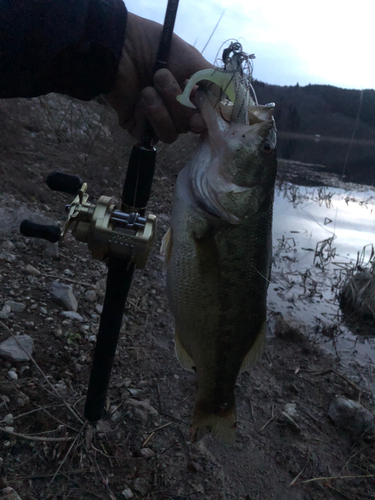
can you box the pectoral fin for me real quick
[240,321,266,372]
[160,228,173,268]
[174,329,195,371]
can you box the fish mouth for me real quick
[176,49,277,224]
[177,67,275,129]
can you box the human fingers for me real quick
[154,69,198,134]
[128,86,178,144]
[126,82,207,143]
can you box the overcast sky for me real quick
[125,0,372,90]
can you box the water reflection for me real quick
[273,183,375,264]
[269,177,375,379]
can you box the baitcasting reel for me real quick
[20,172,156,269]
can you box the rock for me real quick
[278,402,301,432]
[95,304,103,315]
[0,253,17,263]
[128,388,140,396]
[7,370,18,381]
[140,448,155,458]
[0,487,23,500]
[84,290,96,302]
[45,242,59,259]
[328,396,374,436]
[121,488,134,499]
[0,305,11,319]
[0,335,34,362]
[15,241,26,250]
[54,381,68,395]
[111,411,122,422]
[51,280,78,311]
[187,460,202,473]
[133,408,148,423]
[283,403,298,418]
[127,399,158,416]
[133,478,151,497]
[2,240,15,252]
[96,279,106,294]
[15,397,27,407]
[4,301,26,313]
[53,327,63,337]
[96,420,113,435]
[274,313,304,341]
[25,264,41,277]
[61,311,83,321]
[3,414,13,425]
[40,307,48,315]
[88,335,97,342]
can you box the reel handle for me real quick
[20,220,61,243]
[46,172,83,194]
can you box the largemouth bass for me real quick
[162,47,277,443]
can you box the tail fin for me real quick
[190,401,237,444]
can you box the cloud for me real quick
[125,0,373,90]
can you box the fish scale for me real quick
[163,61,277,443]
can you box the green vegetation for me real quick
[252,81,375,185]
[253,81,375,139]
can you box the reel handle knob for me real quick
[20,220,61,243]
[46,172,83,195]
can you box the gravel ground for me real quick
[0,95,374,500]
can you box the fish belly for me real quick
[165,166,273,442]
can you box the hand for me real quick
[106,13,214,143]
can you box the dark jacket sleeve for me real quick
[0,0,127,100]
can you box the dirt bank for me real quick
[0,95,374,499]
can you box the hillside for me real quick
[253,81,375,184]
[253,81,375,138]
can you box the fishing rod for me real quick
[20,0,180,422]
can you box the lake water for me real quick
[277,134,375,185]
[269,164,375,391]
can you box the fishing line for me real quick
[332,88,365,250]
[342,89,364,180]
[132,152,142,212]
[213,42,257,123]
[201,10,225,55]
[213,38,240,66]
[252,265,271,283]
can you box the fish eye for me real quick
[262,142,274,155]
